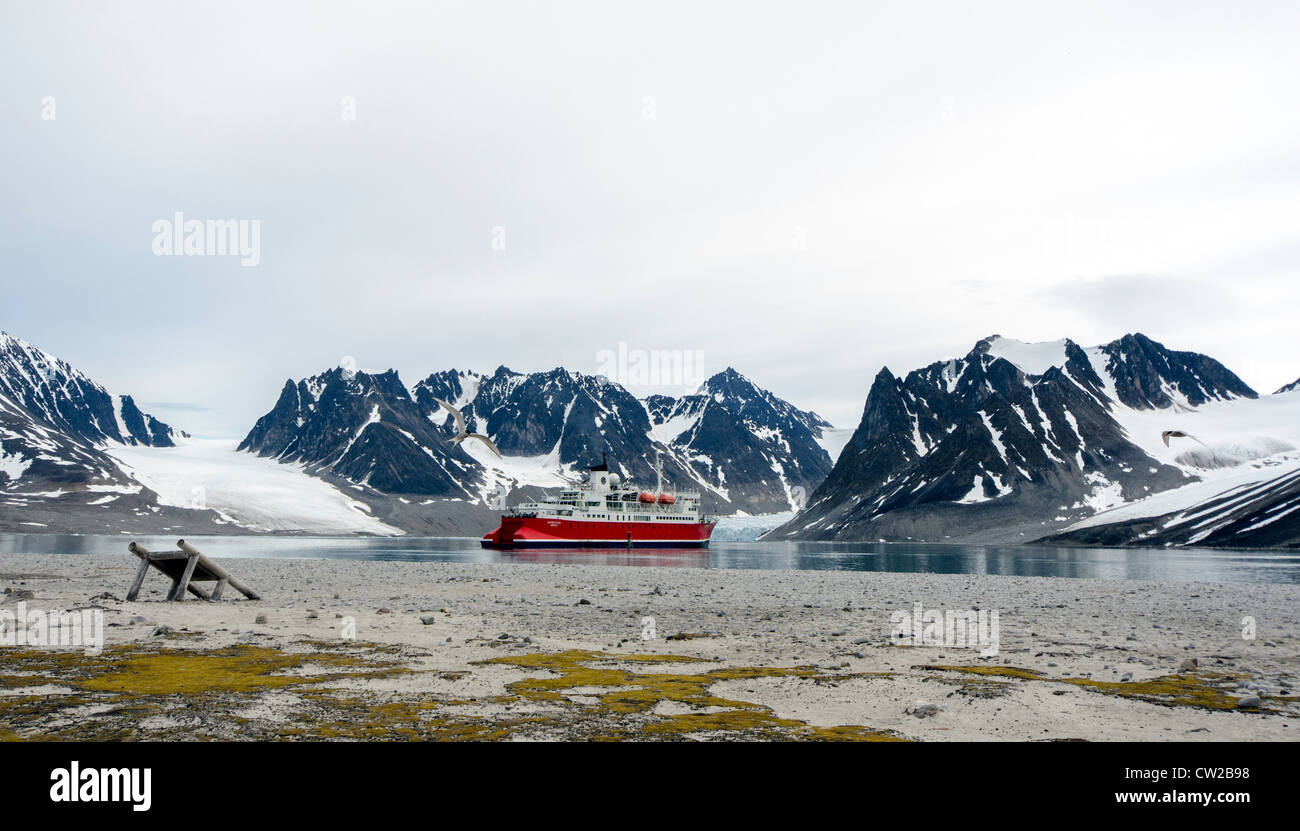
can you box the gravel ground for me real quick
[1,554,1297,741]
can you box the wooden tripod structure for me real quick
[126,539,260,602]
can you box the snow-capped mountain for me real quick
[9,327,1290,544]
[1045,462,1300,549]
[1,331,400,536]
[416,364,832,514]
[0,331,216,534]
[1043,376,1300,548]
[1,332,183,450]
[1276,377,1300,395]
[767,333,1270,544]
[238,367,483,499]
[0,331,182,501]
[413,365,665,489]
[240,363,834,519]
[644,367,834,513]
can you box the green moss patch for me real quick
[917,664,1287,713]
[1,643,901,741]
[479,650,902,741]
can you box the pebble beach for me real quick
[1,553,1297,741]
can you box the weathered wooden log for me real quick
[126,543,151,601]
[177,539,260,600]
[171,551,200,601]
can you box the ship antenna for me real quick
[654,449,663,495]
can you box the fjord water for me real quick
[2,534,1297,584]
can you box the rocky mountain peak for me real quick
[768,332,1251,544]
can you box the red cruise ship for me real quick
[481,456,715,548]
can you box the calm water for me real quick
[1,533,1297,584]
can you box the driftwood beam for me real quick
[171,552,200,601]
[177,540,223,574]
[126,544,151,602]
[225,576,260,601]
[178,539,260,599]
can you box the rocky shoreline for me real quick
[1,554,1297,741]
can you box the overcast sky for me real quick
[4,1,1299,438]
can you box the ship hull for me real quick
[481,515,715,549]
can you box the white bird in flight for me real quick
[1161,430,1206,447]
[433,398,501,456]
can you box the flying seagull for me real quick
[1161,430,1206,447]
[433,398,501,456]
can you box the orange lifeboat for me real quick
[656,493,676,504]
[638,492,657,503]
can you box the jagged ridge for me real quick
[241,363,834,515]
[768,333,1257,544]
